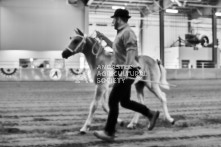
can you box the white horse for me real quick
[62,28,175,134]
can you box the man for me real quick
[94,9,160,141]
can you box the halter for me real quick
[66,32,104,58]
[66,35,86,53]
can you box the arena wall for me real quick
[167,68,221,80]
[0,0,86,67]
[1,68,221,81]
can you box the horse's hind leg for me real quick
[101,86,124,126]
[149,84,174,124]
[127,82,145,129]
[80,84,105,134]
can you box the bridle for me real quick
[65,35,86,53]
[66,34,104,58]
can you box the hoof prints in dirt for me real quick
[1,127,24,134]
[33,118,50,121]
[1,80,221,146]
[203,118,221,124]
[87,134,221,147]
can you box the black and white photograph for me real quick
[0,0,221,146]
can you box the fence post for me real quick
[188,63,191,78]
[202,63,204,79]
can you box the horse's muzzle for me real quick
[62,49,71,59]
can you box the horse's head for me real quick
[62,28,108,61]
[62,28,86,59]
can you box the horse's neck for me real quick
[82,41,97,72]
[82,38,113,78]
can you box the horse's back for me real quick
[138,55,161,81]
[138,55,158,68]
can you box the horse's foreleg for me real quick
[151,85,175,124]
[101,86,109,113]
[127,82,145,129]
[80,85,105,134]
[101,86,124,126]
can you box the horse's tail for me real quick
[157,60,170,90]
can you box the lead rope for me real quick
[128,77,177,87]
[90,33,104,58]
[90,30,107,58]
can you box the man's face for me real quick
[112,17,120,30]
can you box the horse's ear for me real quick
[74,29,79,35]
[76,28,84,36]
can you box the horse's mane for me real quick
[81,36,113,73]
[89,37,114,57]
[86,37,106,57]
[87,37,102,48]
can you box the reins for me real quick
[91,38,104,58]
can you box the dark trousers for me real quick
[104,67,153,135]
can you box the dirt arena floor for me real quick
[0,80,221,147]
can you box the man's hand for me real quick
[119,68,128,79]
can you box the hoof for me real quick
[119,121,124,127]
[79,130,87,135]
[80,127,89,135]
[127,124,136,129]
[171,120,176,125]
